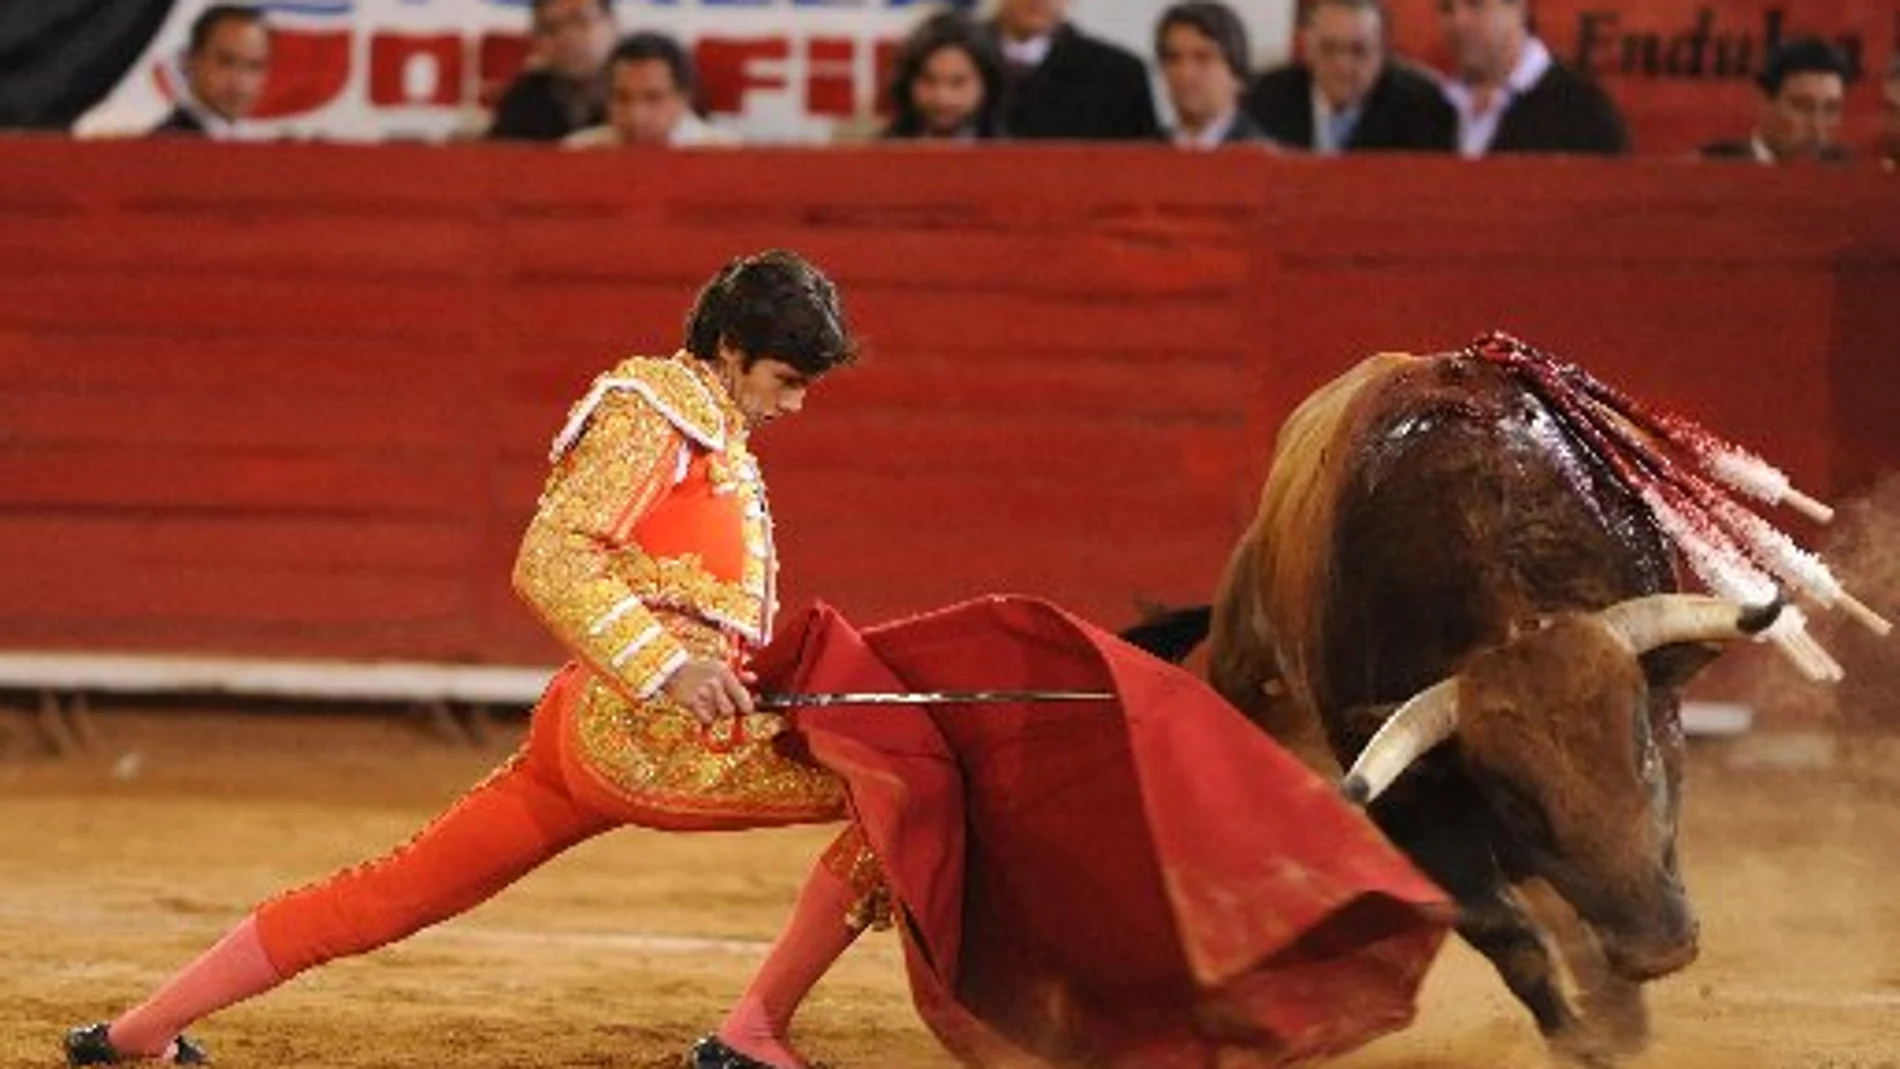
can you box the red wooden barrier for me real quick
[0,139,1892,665]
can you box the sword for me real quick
[756,689,1114,710]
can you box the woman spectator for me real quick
[883,11,1006,141]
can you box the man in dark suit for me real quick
[989,0,1159,140]
[1156,2,1270,147]
[150,5,270,139]
[1439,0,1627,155]
[1884,57,1900,171]
[1701,37,1854,164]
[488,0,615,141]
[1244,0,1454,153]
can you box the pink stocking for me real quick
[107,915,282,1057]
[716,856,864,1069]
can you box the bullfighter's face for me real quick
[717,345,813,430]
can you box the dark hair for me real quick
[609,31,697,99]
[187,4,265,55]
[1301,0,1387,29]
[1156,1,1251,80]
[531,0,612,14]
[1757,36,1856,95]
[684,250,857,376]
[884,10,1007,140]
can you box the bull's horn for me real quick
[1598,594,1782,655]
[1339,677,1460,806]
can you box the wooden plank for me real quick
[0,389,477,451]
[0,617,484,661]
[0,515,481,571]
[0,140,493,213]
[493,225,1257,297]
[0,652,554,703]
[0,333,478,391]
[0,215,485,277]
[0,448,484,515]
[0,140,1888,672]
[3,564,474,624]
[0,274,490,340]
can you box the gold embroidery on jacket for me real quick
[524,355,826,820]
[516,382,690,698]
[572,615,844,821]
[550,353,725,462]
[517,353,781,691]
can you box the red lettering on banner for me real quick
[370,33,464,107]
[807,37,856,116]
[871,38,900,114]
[249,30,352,118]
[363,29,918,126]
[697,38,792,114]
[477,33,534,108]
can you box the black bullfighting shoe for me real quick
[683,1035,793,1069]
[64,1023,210,1065]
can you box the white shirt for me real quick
[562,113,740,149]
[1172,110,1239,150]
[1000,32,1054,70]
[1310,87,1366,155]
[1442,35,1553,158]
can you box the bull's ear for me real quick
[1639,641,1723,690]
[1338,701,1399,754]
[1116,604,1213,664]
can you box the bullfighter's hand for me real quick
[664,659,757,724]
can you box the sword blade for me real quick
[756,689,1114,710]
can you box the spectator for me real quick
[565,32,736,148]
[490,0,615,142]
[884,10,1007,140]
[151,4,269,138]
[1885,57,1900,171]
[988,0,1159,140]
[1155,2,1269,148]
[1439,0,1628,156]
[1703,37,1853,164]
[1244,0,1454,153]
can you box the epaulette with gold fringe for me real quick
[548,354,726,462]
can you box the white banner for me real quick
[76,0,1294,143]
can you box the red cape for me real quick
[756,596,1452,1068]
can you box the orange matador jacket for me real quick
[512,351,844,827]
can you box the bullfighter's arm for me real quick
[513,389,693,701]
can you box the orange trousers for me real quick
[252,666,855,979]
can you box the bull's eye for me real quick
[1631,707,1659,782]
[1485,779,1555,848]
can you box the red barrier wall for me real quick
[0,139,1892,665]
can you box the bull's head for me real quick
[1339,594,1779,981]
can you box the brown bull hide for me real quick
[1207,350,1700,1060]
[1456,616,1698,980]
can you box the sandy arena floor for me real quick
[2,706,1895,1069]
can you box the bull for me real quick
[1125,336,1879,1064]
